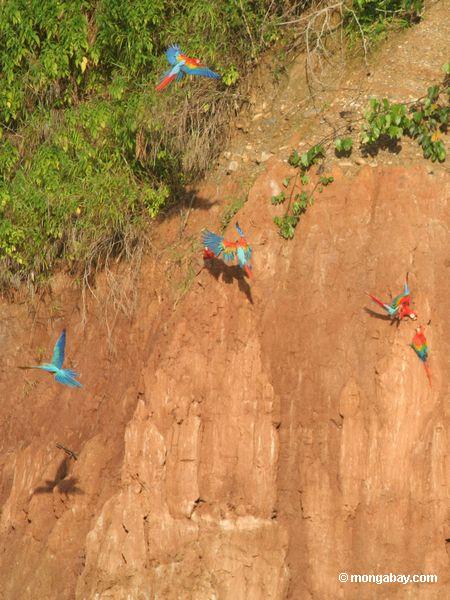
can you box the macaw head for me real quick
[400,304,417,320]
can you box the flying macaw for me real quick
[366,280,417,321]
[19,329,82,388]
[202,222,253,279]
[410,326,431,386]
[156,45,221,92]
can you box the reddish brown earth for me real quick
[1,4,449,599]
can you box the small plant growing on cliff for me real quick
[220,197,246,232]
[361,78,449,161]
[289,64,449,173]
[272,144,331,239]
[345,0,423,48]
[334,138,353,155]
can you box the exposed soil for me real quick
[0,2,449,599]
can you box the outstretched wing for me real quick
[366,293,393,314]
[52,330,66,369]
[202,230,239,264]
[221,240,238,264]
[55,369,82,388]
[202,230,224,257]
[166,45,181,65]
[235,223,252,261]
[391,287,410,310]
[238,239,252,262]
[181,63,220,79]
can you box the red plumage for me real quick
[155,74,176,91]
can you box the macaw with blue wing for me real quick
[156,45,221,91]
[19,329,82,388]
[410,325,431,386]
[202,222,253,279]
[366,279,417,321]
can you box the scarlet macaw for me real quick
[202,222,253,279]
[366,280,417,321]
[18,329,82,388]
[410,325,431,386]
[156,45,221,91]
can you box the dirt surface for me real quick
[0,2,449,599]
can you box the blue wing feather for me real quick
[55,369,82,388]
[235,222,245,237]
[181,65,220,79]
[166,45,181,65]
[242,245,252,261]
[52,330,66,369]
[202,230,225,257]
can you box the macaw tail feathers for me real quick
[156,73,176,91]
[202,230,223,257]
[55,369,82,388]
[423,363,432,387]
[366,292,389,311]
[244,264,252,279]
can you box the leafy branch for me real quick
[271,143,334,239]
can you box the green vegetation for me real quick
[272,144,329,239]
[0,0,294,288]
[361,80,449,162]
[0,0,436,283]
[220,197,247,232]
[272,65,448,241]
[345,0,423,46]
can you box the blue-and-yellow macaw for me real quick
[202,222,253,278]
[19,329,82,388]
[156,45,221,91]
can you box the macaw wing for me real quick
[52,330,66,369]
[239,240,252,262]
[202,230,225,258]
[221,241,238,264]
[391,290,409,309]
[55,369,82,388]
[367,293,393,314]
[182,65,220,79]
[166,45,181,65]
[411,343,428,361]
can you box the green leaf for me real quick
[271,191,286,205]
[288,150,300,167]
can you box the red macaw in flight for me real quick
[202,222,253,279]
[156,45,221,92]
[366,279,417,321]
